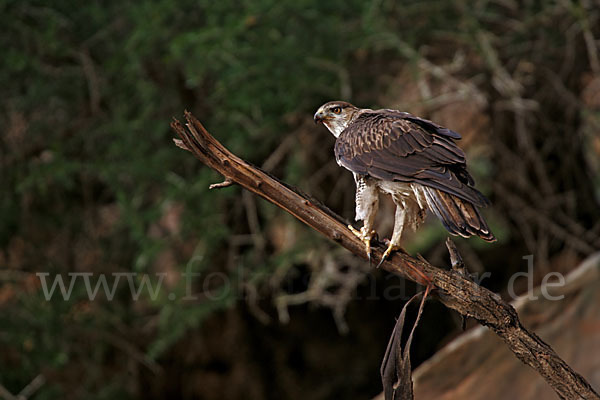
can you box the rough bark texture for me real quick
[171,111,599,400]
[406,253,600,400]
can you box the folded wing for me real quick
[334,111,490,207]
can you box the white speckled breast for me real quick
[376,181,428,210]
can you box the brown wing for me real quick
[334,110,490,207]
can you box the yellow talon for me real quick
[376,242,402,268]
[348,225,376,262]
[347,224,361,236]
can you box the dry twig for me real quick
[171,111,599,400]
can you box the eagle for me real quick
[314,101,495,266]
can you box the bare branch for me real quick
[18,374,45,399]
[0,374,46,400]
[171,111,600,400]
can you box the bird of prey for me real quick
[314,101,495,266]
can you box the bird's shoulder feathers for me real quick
[334,109,489,207]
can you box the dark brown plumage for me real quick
[314,101,495,265]
[334,109,495,242]
[335,111,485,205]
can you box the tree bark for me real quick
[171,111,599,400]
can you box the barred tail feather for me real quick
[423,187,496,242]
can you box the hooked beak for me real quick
[314,111,325,124]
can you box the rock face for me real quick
[373,253,600,400]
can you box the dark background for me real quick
[1,1,599,399]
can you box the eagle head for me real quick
[314,101,359,137]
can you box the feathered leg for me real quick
[348,174,379,262]
[377,203,407,268]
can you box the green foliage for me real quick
[0,1,379,397]
[2,0,598,398]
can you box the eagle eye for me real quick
[331,106,342,114]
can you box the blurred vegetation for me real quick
[1,0,599,399]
